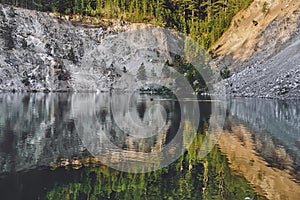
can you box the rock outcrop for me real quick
[0,4,175,92]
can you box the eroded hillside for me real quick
[212,0,300,99]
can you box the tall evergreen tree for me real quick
[137,63,147,80]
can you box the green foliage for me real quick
[45,122,266,200]
[262,1,270,15]
[2,0,255,50]
[172,54,208,94]
[234,20,239,28]
[65,7,72,15]
[220,66,230,79]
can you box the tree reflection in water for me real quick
[45,122,263,200]
[0,93,275,199]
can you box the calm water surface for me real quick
[0,93,299,200]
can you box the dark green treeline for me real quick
[0,0,253,49]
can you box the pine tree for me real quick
[137,63,147,80]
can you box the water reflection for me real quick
[219,98,300,200]
[227,98,300,178]
[0,93,201,174]
[70,93,201,172]
[0,94,298,199]
[0,93,84,174]
[0,93,262,200]
[136,100,147,121]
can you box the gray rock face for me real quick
[0,5,90,92]
[0,4,175,92]
[221,38,300,99]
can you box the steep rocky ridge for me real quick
[212,0,300,99]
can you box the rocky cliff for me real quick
[0,4,177,92]
[1,1,299,98]
[212,0,300,99]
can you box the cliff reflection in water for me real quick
[0,93,84,174]
[227,98,300,178]
[0,93,264,200]
[216,98,300,200]
[0,93,202,173]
